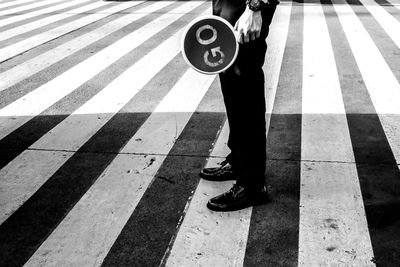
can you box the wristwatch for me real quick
[246,0,268,12]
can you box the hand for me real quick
[234,7,263,44]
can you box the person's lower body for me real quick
[201,0,278,211]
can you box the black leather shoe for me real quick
[199,160,236,181]
[207,184,269,212]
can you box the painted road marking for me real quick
[0,0,65,15]
[264,3,292,133]
[299,3,374,266]
[121,71,214,155]
[164,4,292,266]
[323,0,400,264]
[0,0,94,30]
[0,5,209,225]
[0,1,201,170]
[164,121,247,267]
[347,0,400,85]
[31,2,204,151]
[243,2,303,265]
[0,1,202,141]
[0,65,214,267]
[0,1,143,63]
[385,0,400,11]
[24,67,214,267]
[359,0,400,49]
[0,1,172,92]
[0,0,42,10]
[0,0,107,43]
[334,1,400,162]
[100,72,220,266]
[1,0,400,265]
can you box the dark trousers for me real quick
[213,0,277,191]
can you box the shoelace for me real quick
[229,183,243,196]
[219,159,229,166]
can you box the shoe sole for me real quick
[206,196,270,212]
[198,172,236,182]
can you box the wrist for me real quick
[246,0,267,12]
[245,5,260,13]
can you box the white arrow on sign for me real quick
[204,46,225,67]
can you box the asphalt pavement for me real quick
[0,0,400,266]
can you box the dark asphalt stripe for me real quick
[100,79,225,267]
[374,0,400,23]
[244,2,303,266]
[0,0,25,3]
[0,2,207,169]
[0,53,192,267]
[322,0,400,265]
[344,0,400,86]
[0,1,119,49]
[0,0,69,19]
[0,0,100,32]
[0,1,148,73]
[0,0,150,81]
[0,50,188,166]
[0,0,186,108]
[0,0,45,13]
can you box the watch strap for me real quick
[246,0,268,11]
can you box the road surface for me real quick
[0,0,400,266]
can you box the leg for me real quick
[219,37,268,191]
[207,0,278,211]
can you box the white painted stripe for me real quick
[120,74,214,156]
[154,75,213,113]
[359,0,400,49]
[0,1,144,63]
[0,0,38,10]
[334,2,400,115]
[0,0,93,28]
[264,4,292,129]
[385,0,400,11]
[302,7,344,117]
[0,1,108,42]
[298,4,374,266]
[334,1,400,163]
[0,6,210,225]
[164,121,248,267]
[0,1,172,92]
[31,2,205,151]
[164,4,292,266]
[0,0,99,38]
[0,0,66,15]
[0,150,75,222]
[0,1,203,141]
[24,64,214,267]
[24,153,169,267]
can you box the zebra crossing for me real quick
[0,0,400,266]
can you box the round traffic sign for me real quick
[181,15,239,75]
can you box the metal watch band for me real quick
[246,0,267,11]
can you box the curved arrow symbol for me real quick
[204,46,225,67]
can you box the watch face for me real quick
[251,0,260,8]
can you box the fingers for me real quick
[234,30,243,44]
[242,30,260,43]
[238,31,244,44]
[251,30,261,41]
[243,30,250,43]
[234,21,242,44]
[234,21,261,43]
[250,32,256,41]
[237,31,256,44]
